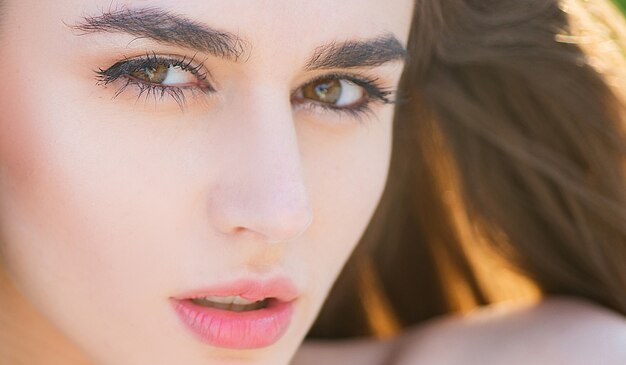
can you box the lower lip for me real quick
[170,298,295,349]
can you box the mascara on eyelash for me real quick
[94,53,214,109]
[294,90,394,123]
[95,52,209,86]
[299,72,397,105]
[94,53,398,115]
[291,73,399,122]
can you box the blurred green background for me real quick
[615,0,626,14]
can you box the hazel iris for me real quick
[303,78,342,104]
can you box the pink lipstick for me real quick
[170,278,298,349]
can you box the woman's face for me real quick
[0,1,413,364]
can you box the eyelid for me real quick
[96,52,213,89]
[95,52,215,110]
[291,72,398,123]
[95,53,397,117]
[291,72,395,104]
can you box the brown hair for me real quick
[309,0,626,338]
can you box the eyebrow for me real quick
[305,35,407,70]
[71,7,248,60]
[72,7,407,69]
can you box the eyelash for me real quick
[95,53,397,118]
[95,52,212,108]
[291,72,396,121]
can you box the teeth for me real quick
[232,296,256,305]
[190,296,270,312]
[199,295,256,305]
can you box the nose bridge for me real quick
[208,86,313,243]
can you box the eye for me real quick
[299,78,366,108]
[95,53,214,109]
[131,63,199,87]
[291,73,395,119]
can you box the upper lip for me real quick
[171,277,300,303]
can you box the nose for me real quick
[207,89,313,244]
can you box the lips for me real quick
[172,277,300,302]
[170,277,299,349]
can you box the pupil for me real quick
[304,78,342,104]
[315,84,329,96]
[132,63,168,83]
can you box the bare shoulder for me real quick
[292,336,396,365]
[393,296,626,365]
[291,297,626,365]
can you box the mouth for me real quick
[188,295,271,312]
[170,277,299,349]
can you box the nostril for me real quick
[211,190,314,244]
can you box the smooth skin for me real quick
[0,0,412,364]
[0,1,625,365]
[294,296,626,365]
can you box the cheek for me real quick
[0,73,118,298]
[298,111,393,296]
[0,3,188,322]
[0,65,208,361]
[0,43,186,320]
